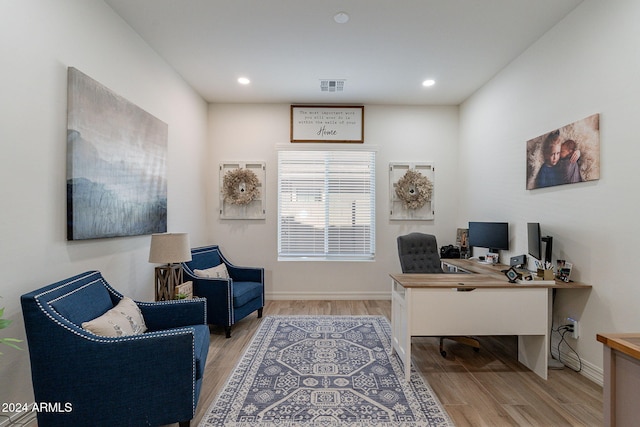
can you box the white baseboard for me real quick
[551,343,603,386]
[267,291,391,300]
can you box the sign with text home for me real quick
[290,105,364,143]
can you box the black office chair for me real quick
[397,232,480,357]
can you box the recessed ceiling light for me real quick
[237,77,250,85]
[422,79,436,87]
[334,12,350,24]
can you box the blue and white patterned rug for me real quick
[200,315,454,426]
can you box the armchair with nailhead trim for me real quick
[182,245,264,338]
[21,270,209,427]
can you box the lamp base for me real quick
[154,264,183,301]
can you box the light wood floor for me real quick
[188,300,603,426]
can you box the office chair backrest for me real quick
[397,232,444,273]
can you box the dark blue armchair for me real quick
[21,271,209,427]
[182,245,264,338]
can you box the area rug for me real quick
[199,315,454,426]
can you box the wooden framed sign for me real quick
[290,105,364,143]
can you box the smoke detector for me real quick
[333,12,350,24]
[320,80,345,92]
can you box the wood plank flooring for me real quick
[188,300,603,426]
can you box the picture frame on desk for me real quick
[556,260,573,282]
[505,267,519,283]
[456,228,469,258]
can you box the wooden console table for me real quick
[597,333,640,427]
[391,258,591,381]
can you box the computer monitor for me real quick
[468,222,509,254]
[527,222,542,261]
[527,222,553,264]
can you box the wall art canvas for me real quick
[67,67,167,240]
[526,114,600,190]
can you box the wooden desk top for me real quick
[597,333,640,361]
[391,258,592,290]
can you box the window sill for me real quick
[278,256,375,262]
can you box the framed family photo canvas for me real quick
[526,114,600,190]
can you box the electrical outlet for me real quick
[567,317,579,339]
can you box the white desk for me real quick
[390,259,590,381]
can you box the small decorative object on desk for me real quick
[537,268,555,281]
[504,267,520,283]
[456,228,469,258]
[534,260,555,280]
[556,260,573,282]
[486,252,499,264]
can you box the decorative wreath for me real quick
[222,168,260,205]
[395,169,433,210]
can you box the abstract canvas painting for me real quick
[526,114,600,190]
[67,67,167,240]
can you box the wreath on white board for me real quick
[395,169,433,210]
[222,168,260,205]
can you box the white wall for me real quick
[459,0,640,382]
[0,0,209,412]
[208,104,460,298]
[3,0,630,414]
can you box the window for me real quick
[278,150,375,260]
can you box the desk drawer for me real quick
[408,288,548,336]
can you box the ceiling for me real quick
[104,0,582,106]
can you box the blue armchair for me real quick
[21,271,209,427]
[182,245,264,338]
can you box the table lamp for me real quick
[148,232,192,301]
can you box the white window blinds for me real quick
[278,150,376,260]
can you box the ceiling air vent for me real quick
[320,80,345,92]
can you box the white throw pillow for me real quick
[81,297,147,337]
[194,263,230,279]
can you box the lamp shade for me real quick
[148,233,192,264]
